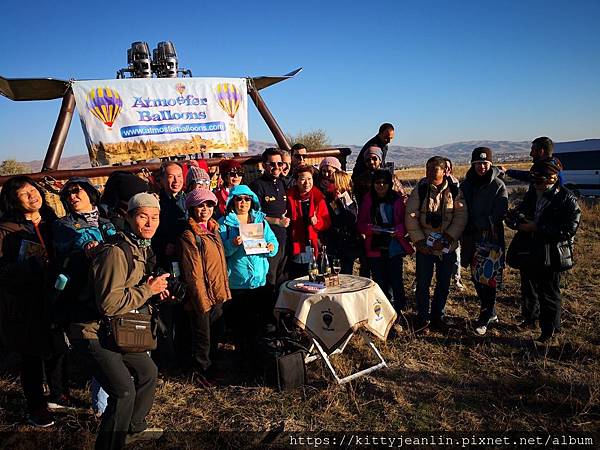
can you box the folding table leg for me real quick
[311,332,388,385]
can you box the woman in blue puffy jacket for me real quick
[218,184,278,357]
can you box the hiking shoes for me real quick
[125,427,164,445]
[430,317,451,333]
[518,319,537,329]
[47,394,86,411]
[28,408,55,428]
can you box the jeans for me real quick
[520,268,562,335]
[415,251,457,322]
[473,281,497,324]
[368,255,406,311]
[72,339,158,450]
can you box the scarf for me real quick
[77,207,100,228]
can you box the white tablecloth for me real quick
[275,275,397,353]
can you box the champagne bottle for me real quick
[320,245,331,276]
[308,243,318,281]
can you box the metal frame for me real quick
[305,331,388,385]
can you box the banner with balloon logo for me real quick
[72,78,248,166]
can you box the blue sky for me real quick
[1,0,599,161]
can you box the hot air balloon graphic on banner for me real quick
[86,87,123,128]
[215,83,242,119]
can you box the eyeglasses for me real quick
[234,195,252,202]
[228,171,244,177]
[266,161,284,167]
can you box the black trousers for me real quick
[72,339,158,450]
[473,281,497,323]
[224,288,266,355]
[153,303,189,370]
[20,330,69,413]
[520,268,562,334]
[189,304,224,372]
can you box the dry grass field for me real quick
[0,164,598,449]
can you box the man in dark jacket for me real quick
[353,123,394,175]
[460,148,508,335]
[505,136,563,184]
[152,162,188,370]
[507,160,580,343]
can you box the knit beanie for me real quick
[471,147,493,164]
[363,146,383,162]
[185,188,218,210]
[319,157,342,171]
[128,193,160,212]
[186,166,211,189]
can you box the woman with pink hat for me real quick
[178,189,231,382]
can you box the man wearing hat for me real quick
[506,160,580,343]
[69,192,167,449]
[214,158,244,216]
[459,148,508,336]
[353,123,395,175]
[352,146,383,205]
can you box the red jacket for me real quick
[214,186,229,216]
[286,187,331,257]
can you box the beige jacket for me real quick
[405,178,467,254]
[69,232,155,340]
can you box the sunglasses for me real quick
[66,186,82,195]
[198,201,216,208]
[266,161,284,167]
[234,195,253,202]
[367,157,379,162]
[194,179,211,186]
[293,154,306,160]
[374,181,389,186]
[227,171,244,177]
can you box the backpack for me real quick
[255,333,309,391]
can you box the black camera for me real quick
[426,211,443,229]
[506,209,529,230]
[152,268,187,304]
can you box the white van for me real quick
[554,139,600,196]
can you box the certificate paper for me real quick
[240,223,269,255]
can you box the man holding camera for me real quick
[69,193,167,450]
[405,156,467,333]
[506,161,580,343]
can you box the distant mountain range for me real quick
[19,139,540,171]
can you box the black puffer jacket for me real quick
[507,184,580,271]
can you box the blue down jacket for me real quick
[218,185,278,289]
